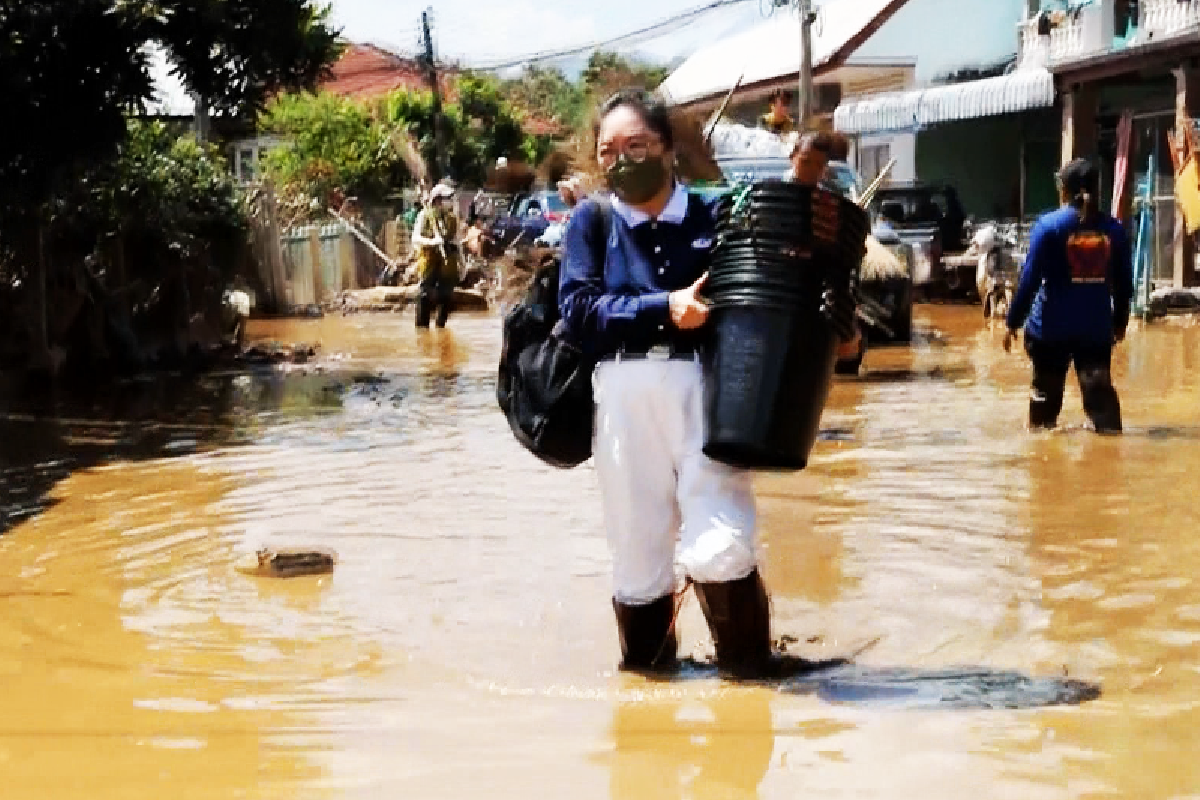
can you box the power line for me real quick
[465,0,754,71]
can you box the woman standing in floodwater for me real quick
[1004,157,1133,433]
[558,90,855,680]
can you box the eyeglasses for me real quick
[597,137,662,165]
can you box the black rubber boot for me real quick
[694,569,833,681]
[613,595,678,674]
[434,294,452,328]
[414,292,433,328]
[693,570,772,679]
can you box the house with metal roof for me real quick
[837,0,1200,287]
[659,0,1024,196]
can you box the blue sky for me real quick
[325,0,767,74]
[324,0,1021,81]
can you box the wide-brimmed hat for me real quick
[429,183,455,201]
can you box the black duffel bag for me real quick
[496,201,612,468]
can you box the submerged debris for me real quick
[235,546,337,578]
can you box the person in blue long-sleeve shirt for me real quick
[1004,157,1133,433]
[558,89,856,680]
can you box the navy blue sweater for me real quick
[559,184,717,358]
[1007,206,1134,345]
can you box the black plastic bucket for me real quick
[701,181,869,471]
[702,302,838,470]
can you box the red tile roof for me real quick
[321,43,454,100]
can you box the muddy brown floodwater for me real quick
[2,305,1200,799]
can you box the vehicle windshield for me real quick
[827,163,861,198]
[542,193,569,214]
[871,189,950,225]
[716,157,860,200]
[719,157,791,185]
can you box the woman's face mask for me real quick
[605,154,669,205]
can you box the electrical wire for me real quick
[461,0,755,70]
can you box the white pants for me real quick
[592,357,759,605]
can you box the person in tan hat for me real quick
[411,182,461,328]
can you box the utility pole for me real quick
[797,0,815,130]
[421,8,445,178]
[192,92,210,144]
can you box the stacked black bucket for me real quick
[702,180,870,471]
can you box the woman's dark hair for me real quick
[791,130,850,162]
[593,89,675,150]
[1059,157,1100,218]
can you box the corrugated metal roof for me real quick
[659,0,911,107]
[833,67,1055,134]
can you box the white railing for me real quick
[1137,0,1200,41]
[1019,0,1200,69]
[1017,9,1104,68]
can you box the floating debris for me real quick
[235,547,337,578]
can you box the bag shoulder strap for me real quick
[590,195,613,270]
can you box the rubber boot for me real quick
[692,570,772,679]
[414,292,433,329]
[693,569,828,681]
[612,595,678,675]
[434,294,452,328]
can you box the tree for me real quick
[0,0,342,211]
[152,0,342,117]
[580,51,671,99]
[500,65,586,132]
[259,73,550,214]
[259,92,404,210]
[0,0,341,374]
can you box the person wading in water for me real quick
[558,90,856,680]
[1003,157,1133,433]
[411,182,461,329]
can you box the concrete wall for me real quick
[854,0,1024,82]
[851,131,917,185]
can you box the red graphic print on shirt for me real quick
[1065,231,1111,285]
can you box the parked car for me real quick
[712,155,864,200]
[488,190,571,252]
[865,183,970,299]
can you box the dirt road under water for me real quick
[2,305,1199,799]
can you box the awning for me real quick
[659,0,912,108]
[833,67,1055,134]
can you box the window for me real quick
[858,143,891,186]
[542,193,569,214]
[238,148,255,183]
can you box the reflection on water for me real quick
[2,305,1200,798]
[608,688,775,800]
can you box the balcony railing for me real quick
[1018,0,1200,70]
[1139,0,1200,41]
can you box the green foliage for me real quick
[0,0,341,213]
[50,119,248,279]
[580,51,670,98]
[259,92,403,207]
[0,0,155,208]
[501,65,586,131]
[259,71,549,210]
[152,0,343,117]
[498,51,671,136]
